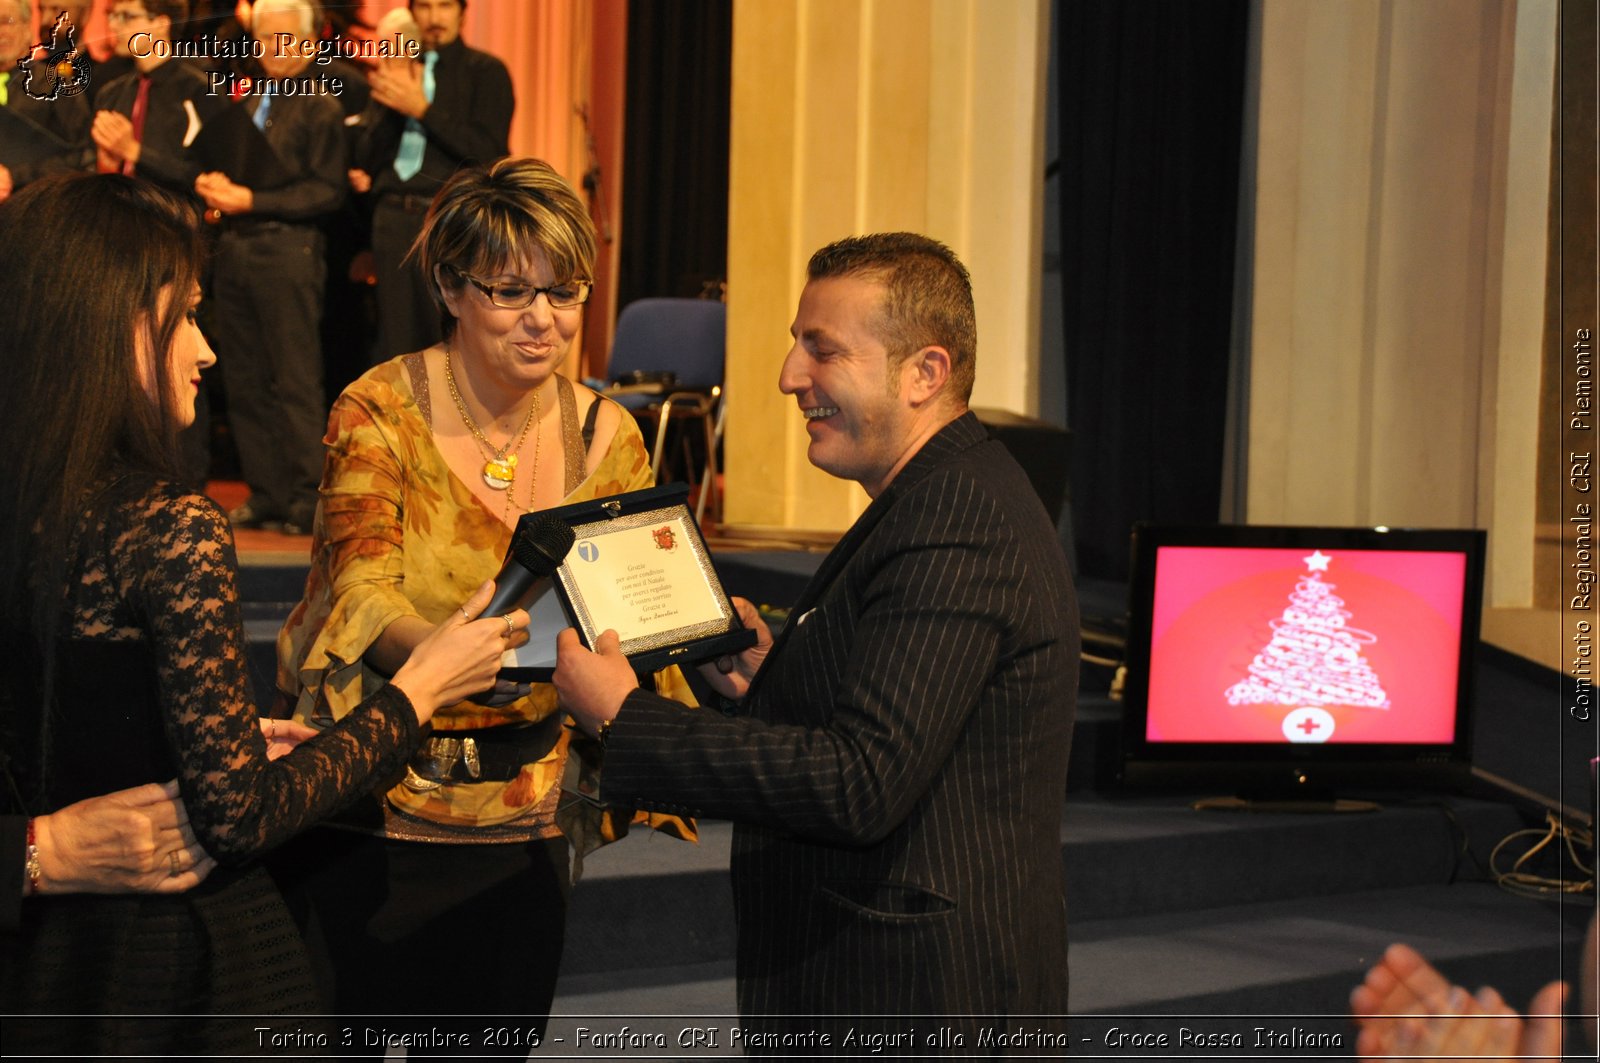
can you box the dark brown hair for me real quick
[117,0,191,25]
[0,174,204,774]
[807,232,977,404]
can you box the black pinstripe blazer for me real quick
[603,412,1078,1044]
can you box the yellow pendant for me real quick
[483,454,517,490]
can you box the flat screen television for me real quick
[1117,523,1487,800]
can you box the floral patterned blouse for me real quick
[277,354,694,845]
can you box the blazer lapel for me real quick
[742,506,882,702]
[743,412,989,701]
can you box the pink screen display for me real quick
[1144,546,1467,744]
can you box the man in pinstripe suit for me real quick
[557,233,1078,1051]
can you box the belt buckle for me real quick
[402,736,462,792]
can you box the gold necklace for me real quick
[444,351,540,504]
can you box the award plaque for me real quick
[501,484,755,679]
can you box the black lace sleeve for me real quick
[114,486,420,862]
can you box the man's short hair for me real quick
[373,5,420,54]
[806,232,977,405]
[124,0,189,25]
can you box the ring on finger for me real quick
[501,614,515,637]
[168,850,182,877]
[460,607,471,621]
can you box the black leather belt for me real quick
[217,217,302,237]
[377,192,433,214]
[403,715,563,790]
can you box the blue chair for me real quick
[602,298,726,523]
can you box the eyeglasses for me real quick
[449,267,591,310]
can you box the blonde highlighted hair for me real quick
[413,157,597,334]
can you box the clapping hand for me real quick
[91,110,139,167]
[370,59,429,120]
[1351,943,1568,1062]
[194,172,253,216]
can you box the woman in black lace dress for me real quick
[0,174,529,1053]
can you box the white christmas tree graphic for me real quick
[1225,550,1391,710]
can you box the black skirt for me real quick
[1,862,325,1055]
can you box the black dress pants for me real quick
[269,826,570,1059]
[371,199,443,364]
[211,223,329,521]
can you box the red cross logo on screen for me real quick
[1281,707,1336,744]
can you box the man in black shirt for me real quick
[195,0,345,534]
[357,0,512,362]
[91,0,207,195]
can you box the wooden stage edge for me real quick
[213,481,844,564]
[213,480,1565,675]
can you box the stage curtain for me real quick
[615,0,732,312]
[1057,0,1249,581]
[352,0,593,203]
[360,0,624,376]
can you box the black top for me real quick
[0,472,426,1044]
[235,86,347,221]
[361,37,514,197]
[601,412,1080,1027]
[90,60,213,197]
[0,74,90,186]
[7,472,422,862]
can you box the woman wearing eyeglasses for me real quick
[274,156,692,1053]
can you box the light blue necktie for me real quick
[392,51,438,181]
[252,84,273,130]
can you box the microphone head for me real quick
[511,513,576,576]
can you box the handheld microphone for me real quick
[484,514,576,617]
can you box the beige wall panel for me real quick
[1247,0,1550,612]
[785,1,877,526]
[958,0,1048,415]
[1365,1,1499,526]
[1250,1,1383,523]
[862,0,932,232]
[1486,0,1557,606]
[926,0,975,248]
[1243,2,1307,520]
[725,1,807,529]
[725,0,1050,532]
